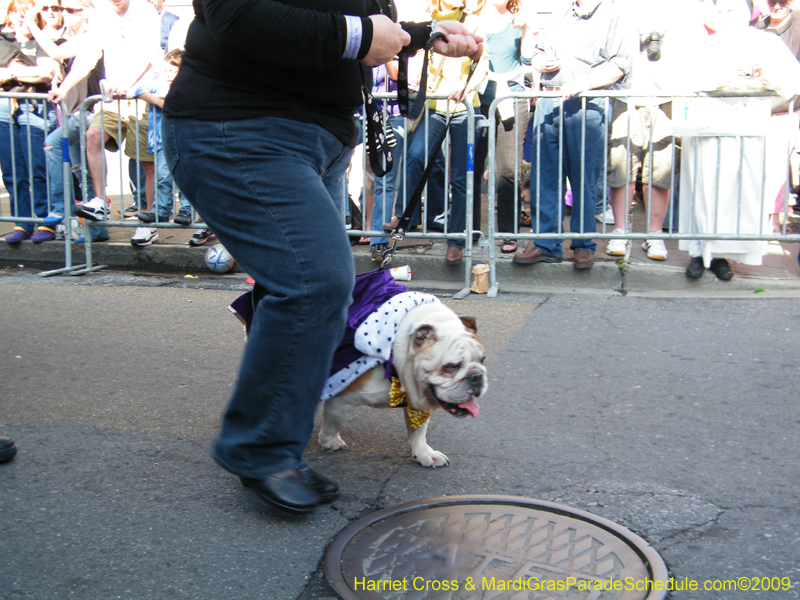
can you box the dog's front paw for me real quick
[413,447,450,468]
[319,433,348,451]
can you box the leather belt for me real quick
[543,86,562,92]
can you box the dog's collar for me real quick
[389,377,430,429]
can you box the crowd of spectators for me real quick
[2,0,800,279]
[0,0,216,247]
[354,0,800,279]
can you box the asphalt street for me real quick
[1,267,798,599]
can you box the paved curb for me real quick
[2,239,800,296]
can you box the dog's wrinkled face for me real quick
[408,315,488,418]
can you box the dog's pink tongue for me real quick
[458,399,480,418]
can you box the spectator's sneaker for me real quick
[74,235,110,243]
[42,212,63,226]
[642,239,668,261]
[31,226,56,243]
[76,197,109,222]
[174,207,192,226]
[605,229,629,256]
[138,212,156,224]
[188,228,216,246]
[596,205,615,225]
[371,243,388,262]
[5,227,31,243]
[123,201,139,217]
[131,226,158,246]
[57,218,83,241]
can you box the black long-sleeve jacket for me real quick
[163,0,430,146]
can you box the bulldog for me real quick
[318,301,488,468]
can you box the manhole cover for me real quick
[325,495,668,600]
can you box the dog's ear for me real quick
[412,324,437,352]
[459,316,477,334]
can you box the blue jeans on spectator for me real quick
[0,100,55,233]
[530,97,603,257]
[129,158,147,211]
[396,110,471,248]
[155,147,190,220]
[371,114,406,247]
[163,115,354,478]
[44,112,108,241]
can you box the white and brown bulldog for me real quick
[318,301,487,468]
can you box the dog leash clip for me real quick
[380,226,406,270]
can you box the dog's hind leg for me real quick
[405,416,449,468]
[319,396,351,451]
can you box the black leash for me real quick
[380,48,478,270]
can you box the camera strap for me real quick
[363,29,449,178]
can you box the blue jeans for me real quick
[530,97,603,257]
[396,111,470,247]
[155,148,190,219]
[0,100,54,233]
[128,158,147,211]
[370,114,406,246]
[44,112,108,240]
[163,115,355,478]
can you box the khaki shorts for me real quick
[89,108,154,162]
[608,99,676,189]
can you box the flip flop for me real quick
[501,240,517,254]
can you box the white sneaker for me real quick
[605,229,629,256]
[76,197,109,222]
[130,227,158,247]
[643,238,668,261]
[595,205,615,225]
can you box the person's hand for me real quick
[361,15,411,67]
[48,87,66,104]
[447,84,467,103]
[23,3,43,29]
[431,20,483,61]
[533,54,560,74]
[560,79,589,99]
[104,81,128,99]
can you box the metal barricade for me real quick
[484,89,800,297]
[70,94,206,275]
[0,91,84,275]
[346,92,481,298]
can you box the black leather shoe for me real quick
[0,437,17,463]
[299,467,339,502]
[710,258,733,281]
[686,256,704,279]
[240,470,320,514]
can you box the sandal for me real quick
[501,240,517,254]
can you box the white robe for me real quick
[678,27,800,266]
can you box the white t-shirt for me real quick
[86,0,161,89]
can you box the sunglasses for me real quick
[40,5,63,11]
[62,7,83,13]
[767,0,790,6]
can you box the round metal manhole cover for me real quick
[325,495,668,600]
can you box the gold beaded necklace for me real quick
[389,377,431,429]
